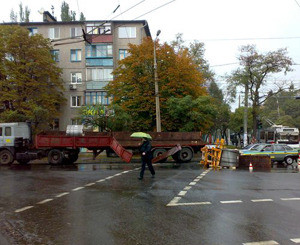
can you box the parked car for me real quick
[240,144,298,165]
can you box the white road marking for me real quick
[85,182,96,187]
[242,241,279,245]
[220,200,243,204]
[200,173,206,176]
[170,202,211,206]
[291,238,300,243]
[15,206,34,213]
[96,179,105,183]
[281,197,300,201]
[114,173,122,176]
[251,199,273,202]
[56,192,69,198]
[37,199,53,204]
[189,182,197,186]
[183,186,192,191]
[72,187,85,191]
[122,170,130,173]
[178,191,187,196]
[167,196,182,206]
[105,176,113,180]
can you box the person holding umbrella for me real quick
[130,132,155,180]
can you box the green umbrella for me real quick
[130,132,152,140]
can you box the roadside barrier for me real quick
[200,139,225,169]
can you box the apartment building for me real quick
[17,12,151,130]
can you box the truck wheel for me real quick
[0,150,14,165]
[178,147,194,163]
[285,156,294,165]
[152,148,167,163]
[48,149,63,165]
[63,151,79,164]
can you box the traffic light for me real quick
[257,120,263,129]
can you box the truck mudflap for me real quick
[110,137,133,163]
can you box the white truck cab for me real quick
[0,122,31,147]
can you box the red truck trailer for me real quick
[92,131,205,163]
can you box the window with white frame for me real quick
[119,49,128,60]
[70,27,82,38]
[48,27,60,39]
[86,23,111,34]
[71,118,81,125]
[87,68,113,81]
[86,45,113,58]
[71,72,82,84]
[118,27,136,38]
[71,96,82,107]
[70,49,82,62]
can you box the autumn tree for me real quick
[79,12,86,21]
[227,45,293,137]
[61,1,73,21]
[0,25,65,132]
[106,37,207,131]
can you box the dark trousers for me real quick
[140,157,155,178]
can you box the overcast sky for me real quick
[2,0,300,108]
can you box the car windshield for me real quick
[255,144,271,151]
[243,144,253,149]
[250,144,261,150]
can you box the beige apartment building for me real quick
[16,12,151,130]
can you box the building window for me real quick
[70,27,81,38]
[118,27,136,38]
[71,118,81,125]
[86,23,111,34]
[86,45,113,58]
[28,27,37,36]
[85,92,110,105]
[50,50,59,62]
[49,27,60,39]
[119,49,128,60]
[71,96,82,107]
[87,68,113,81]
[70,49,82,62]
[71,72,82,84]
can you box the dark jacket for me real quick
[139,140,152,159]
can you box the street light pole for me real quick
[154,30,161,132]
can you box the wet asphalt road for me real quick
[0,160,300,245]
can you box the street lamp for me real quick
[154,30,161,132]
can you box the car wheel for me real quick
[285,156,294,165]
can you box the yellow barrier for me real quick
[200,139,225,169]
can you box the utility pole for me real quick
[154,30,161,132]
[243,82,248,147]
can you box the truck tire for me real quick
[177,147,194,163]
[48,149,63,165]
[63,151,79,164]
[285,156,294,165]
[0,150,14,165]
[152,148,167,163]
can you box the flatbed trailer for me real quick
[35,133,133,164]
[93,132,205,162]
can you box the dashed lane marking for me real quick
[189,182,197,186]
[37,199,53,204]
[281,197,300,201]
[13,168,140,213]
[220,200,243,204]
[242,241,279,245]
[251,199,273,202]
[85,182,96,187]
[291,238,300,243]
[55,192,69,198]
[15,206,34,213]
[178,191,187,196]
[169,202,211,206]
[72,187,85,191]
[183,186,192,191]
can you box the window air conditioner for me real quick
[69,84,77,90]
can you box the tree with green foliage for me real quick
[227,45,293,137]
[0,25,65,132]
[260,87,300,128]
[10,9,17,22]
[61,1,72,21]
[106,37,207,131]
[78,104,132,132]
[79,12,86,21]
[166,96,216,132]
